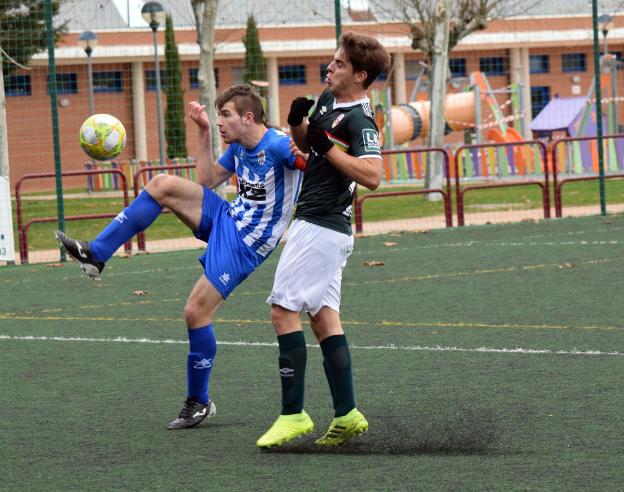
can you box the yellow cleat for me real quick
[315,408,368,446]
[256,411,314,448]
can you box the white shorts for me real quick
[267,219,354,316]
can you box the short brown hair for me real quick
[215,84,268,125]
[338,32,391,89]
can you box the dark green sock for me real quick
[320,334,355,417]
[277,331,307,415]
[323,358,337,406]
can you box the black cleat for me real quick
[55,230,105,279]
[168,397,216,430]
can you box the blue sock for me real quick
[90,190,162,262]
[187,324,217,404]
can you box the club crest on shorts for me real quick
[258,150,266,165]
[332,113,345,128]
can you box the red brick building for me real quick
[4,1,623,190]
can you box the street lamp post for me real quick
[78,30,97,116]
[598,14,618,132]
[141,1,166,164]
[598,14,613,56]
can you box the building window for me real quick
[54,73,78,94]
[562,53,586,72]
[449,58,467,78]
[4,75,31,96]
[279,64,306,85]
[529,55,549,74]
[479,57,506,76]
[145,70,166,91]
[231,66,245,85]
[531,86,550,117]
[92,71,122,93]
[405,59,426,80]
[320,64,328,83]
[189,68,219,89]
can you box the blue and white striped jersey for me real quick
[219,128,302,257]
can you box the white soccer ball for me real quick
[79,113,127,161]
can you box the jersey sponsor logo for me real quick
[258,150,266,166]
[319,105,328,115]
[219,272,231,285]
[194,358,213,370]
[238,178,267,201]
[362,129,380,152]
[332,113,345,128]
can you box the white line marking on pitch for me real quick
[1,334,622,357]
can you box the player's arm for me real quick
[326,150,381,190]
[188,101,233,188]
[305,120,382,190]
[287,97,315,153]
[289,139,308,172]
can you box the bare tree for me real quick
[425,0,449,199]
[191,0,221,165]
[374,0,541,64]
[371,0,543,195]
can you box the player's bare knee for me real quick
[184,301,204,327]
[271,304,299,334]
[145,173,174,203]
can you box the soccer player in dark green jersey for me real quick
[257,32,391,448]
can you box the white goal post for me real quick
[0,176,15,262]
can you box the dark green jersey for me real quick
[294,89,382,235]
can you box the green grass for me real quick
[2,215,624,490]
[11,177,624,250]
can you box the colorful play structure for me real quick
[372,60,623,183]
[370,71,542,183]
[530,54,623,174]
[87,62,623,192]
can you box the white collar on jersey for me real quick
[332,96,370,110]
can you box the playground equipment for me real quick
[382,71,525,146]
[531,53,624,175]
[373,71,538,182]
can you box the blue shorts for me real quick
[193,187,264,299]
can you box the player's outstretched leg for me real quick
[168,397,216,430]
[55,230,105,279]
[315,407,368,446]
[55,190,163,279]
[256,411,314,448]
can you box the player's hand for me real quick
[289,139,308,160]
[287,97,315,127]
[188,101,210,131]
[305,120,333,156]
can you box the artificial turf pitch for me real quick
[2,214,623,490]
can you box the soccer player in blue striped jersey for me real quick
[56,85,305,430]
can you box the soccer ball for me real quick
[79,114,127,161]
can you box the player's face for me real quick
[325,48,365,97]
[216,101,246,144]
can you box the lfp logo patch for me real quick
[362,129,380,152]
